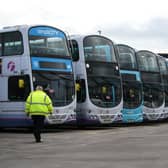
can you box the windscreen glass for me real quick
[29,26,69,57]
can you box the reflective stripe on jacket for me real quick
[25,90,53,116]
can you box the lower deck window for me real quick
[8,75,31,101]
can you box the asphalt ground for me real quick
[1,122,168,168]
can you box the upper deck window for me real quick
[29,26,69,57]
[158,57,168,75]
[83,36,116,63]
[0,31,23,56]
[136,51,159,72]
[117,45,137,70]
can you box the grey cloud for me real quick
[94,17,168,51]
[100,17,168,40]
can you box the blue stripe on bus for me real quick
[29,26,65,38]
[0,115,32,127]
[31,57,72,72]
[120,70,141,81]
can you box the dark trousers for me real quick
[31,115,45,142]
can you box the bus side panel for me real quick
[0,102,32,127]
[0,78,8,101]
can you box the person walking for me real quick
[25,85,53,143]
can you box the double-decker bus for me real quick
[0,25,76,127]
[157,53,168,119]
[69,35,123,126]
[136,50,164,121]
[116,44,143,123]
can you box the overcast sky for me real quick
[1,0,168,53]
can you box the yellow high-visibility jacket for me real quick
[25,90,53,116]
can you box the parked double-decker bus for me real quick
[69,35,123,126]
[136,50,164,121]
[158,53,168,119]
[0,25,76,127]
[116,44,143,123]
